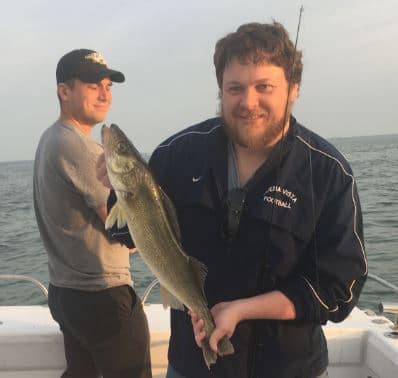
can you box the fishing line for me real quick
[275,4,322,326]
[308,134,322,325]
[274,4,323,325]
[277,5,304,168]
[248,7,305,377]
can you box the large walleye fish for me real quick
[101,124,234,368]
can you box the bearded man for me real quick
[100,22,367,378]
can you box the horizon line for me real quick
[1,133,397,164]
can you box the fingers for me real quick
[209,327,226,353]
[96,156,107,179]
[188,310,206,348]
[188,310,232,354]
[96,152,105,169]
[95,153,106,180]
[96,153,113,189]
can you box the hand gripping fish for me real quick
[101,124,234,368]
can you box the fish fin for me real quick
[160,285,185,311]
[189,257,208,299]
[159,187,182,242]
[202,339,218,369]
[217,336,235,356]
[105,201,128,229]
[201,336,234,369]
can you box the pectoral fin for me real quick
[160,285,185,311]
[105,201,128,230]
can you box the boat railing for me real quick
[141,278,160,305]
[0,274,48,298]
[368,273,398,295]
[1,274,397,312]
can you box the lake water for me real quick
[1,134,397,312]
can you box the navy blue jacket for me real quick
[109,116,367,378]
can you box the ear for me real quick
[289,83,300,102]
[57,83,70,102]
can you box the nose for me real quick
[98,86,111,102]
[239,87,258,109]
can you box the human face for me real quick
[221,58,298,151]
[59,78,113,127]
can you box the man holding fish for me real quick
[34,49,151,378]
[98,21,367,378]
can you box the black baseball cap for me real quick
[56,49,125,84]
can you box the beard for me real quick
[220,101,292,152]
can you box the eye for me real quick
[256,83,275,93]
[226,85,242,95]
[117,142,127,153]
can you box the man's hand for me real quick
[188,310,206,347]
[189,300,241,353]
[96,153,113,189]
[188,291,296,353]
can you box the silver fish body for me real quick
[101,124,234,368]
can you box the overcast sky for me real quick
[1,0,397,162]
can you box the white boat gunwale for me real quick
[0,274,397,378]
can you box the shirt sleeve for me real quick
[56,131,109,209]
[277,175,367,324]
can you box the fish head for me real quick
[101,124,147,192]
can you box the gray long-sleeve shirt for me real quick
[34,120,131,290]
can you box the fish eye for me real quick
[117,142,127,153]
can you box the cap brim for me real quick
[78,68,125,83]
[107,69,125,83]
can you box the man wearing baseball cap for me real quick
[33,49,152,378]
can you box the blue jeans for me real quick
[166,364,329,378]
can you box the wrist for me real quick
[232,298,249,323]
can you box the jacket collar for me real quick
[207,116,297,197]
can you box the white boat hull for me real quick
[0,305,397,377]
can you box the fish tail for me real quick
[202,339,217,369]
[201,336,234,369]
[217,336,235,356]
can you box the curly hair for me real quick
[213,22,303,88]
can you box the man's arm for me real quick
[277,176,367,324]
[191,166,367,352]
[190,290,295,352]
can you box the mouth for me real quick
[233,108,268,122]
[237,114,265,122]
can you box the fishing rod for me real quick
[279,5,304,153]
[248,6,305,378]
